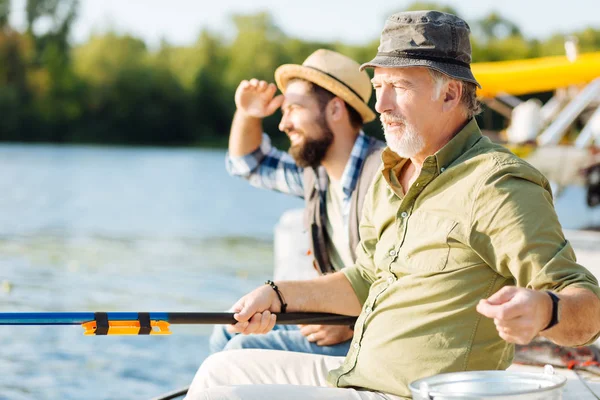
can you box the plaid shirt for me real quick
[226,131,377,230]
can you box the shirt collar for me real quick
[434,118,482,173]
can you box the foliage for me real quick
[0,1,598,146]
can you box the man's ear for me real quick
[442,80,463,112]
[328,97,345,121]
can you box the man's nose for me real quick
[279,113,292,132]
[374,86,394,114]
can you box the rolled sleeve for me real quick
[226,133,272,177]
[224,133,304,197]
[528,240,600,297]
[342,266,373,306]
[470,160,600,299]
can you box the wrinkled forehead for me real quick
[371,66,433,85]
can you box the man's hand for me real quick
[235,79,284,119]
[298,324,354,346]
[225,285,281,335]
[476,286,553,345]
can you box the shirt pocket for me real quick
[399,211,458,272]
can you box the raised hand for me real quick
[235,79,284,119]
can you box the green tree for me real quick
[474,12,522,43]
[224,12,291,90]
[75,66,190,145]
[17,0,83,142]
[151,30,226,91]
[25,0,78,57]
[0,31,36,140]
[0,0,9,31]
[1,7,599,146]
[187,30,231,144]
[73,33,147,85]
[539,28,600,57]
[577,28,600,53]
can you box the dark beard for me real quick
[288,115,334,168]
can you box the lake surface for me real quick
[0,144,302,400]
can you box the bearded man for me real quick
[210,49,384,357]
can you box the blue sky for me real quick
[8,0,599,48]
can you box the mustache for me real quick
[380,113,406,124]
[284,129,303,136]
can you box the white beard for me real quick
[382,121,425,158]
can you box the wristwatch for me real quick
[542,291,560,331]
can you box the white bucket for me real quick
[410,365,567,400]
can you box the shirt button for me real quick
[387,276,394,284]
[389,249,397,257]
[353,343,360,349]
[441,167,446,172]
[400,211,408,218]
[365,306,372,314]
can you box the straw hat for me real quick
[275,49,376,123]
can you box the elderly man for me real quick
[186,10,600,400]
[210,49,384,356]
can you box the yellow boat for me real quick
[472,51,600,98]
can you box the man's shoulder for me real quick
[465,137,549,188]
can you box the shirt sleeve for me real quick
[342,176,380,305]
[225,133,305,198]
[469,159,600,301]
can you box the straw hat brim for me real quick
[275,65,376,123]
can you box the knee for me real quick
[223,333,258,350]
[188,352,236,392]
[208,325,234,354]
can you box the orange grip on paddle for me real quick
[81,320,171,335]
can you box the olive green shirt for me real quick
[328,118,600,398]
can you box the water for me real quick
[1,144,599,400]
[0,144,302,400]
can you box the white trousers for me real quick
[185,349,406,400]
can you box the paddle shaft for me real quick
[0,312,357,326]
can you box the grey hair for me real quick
[428,69,482,119]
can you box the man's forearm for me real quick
[229,110,264,157]
[541,286,600,346]
[277,272,363,316]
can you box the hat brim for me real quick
[275,65,377,123]
[360,56,481,89]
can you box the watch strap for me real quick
[542,291,560,331]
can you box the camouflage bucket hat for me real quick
[361,10,481,88]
